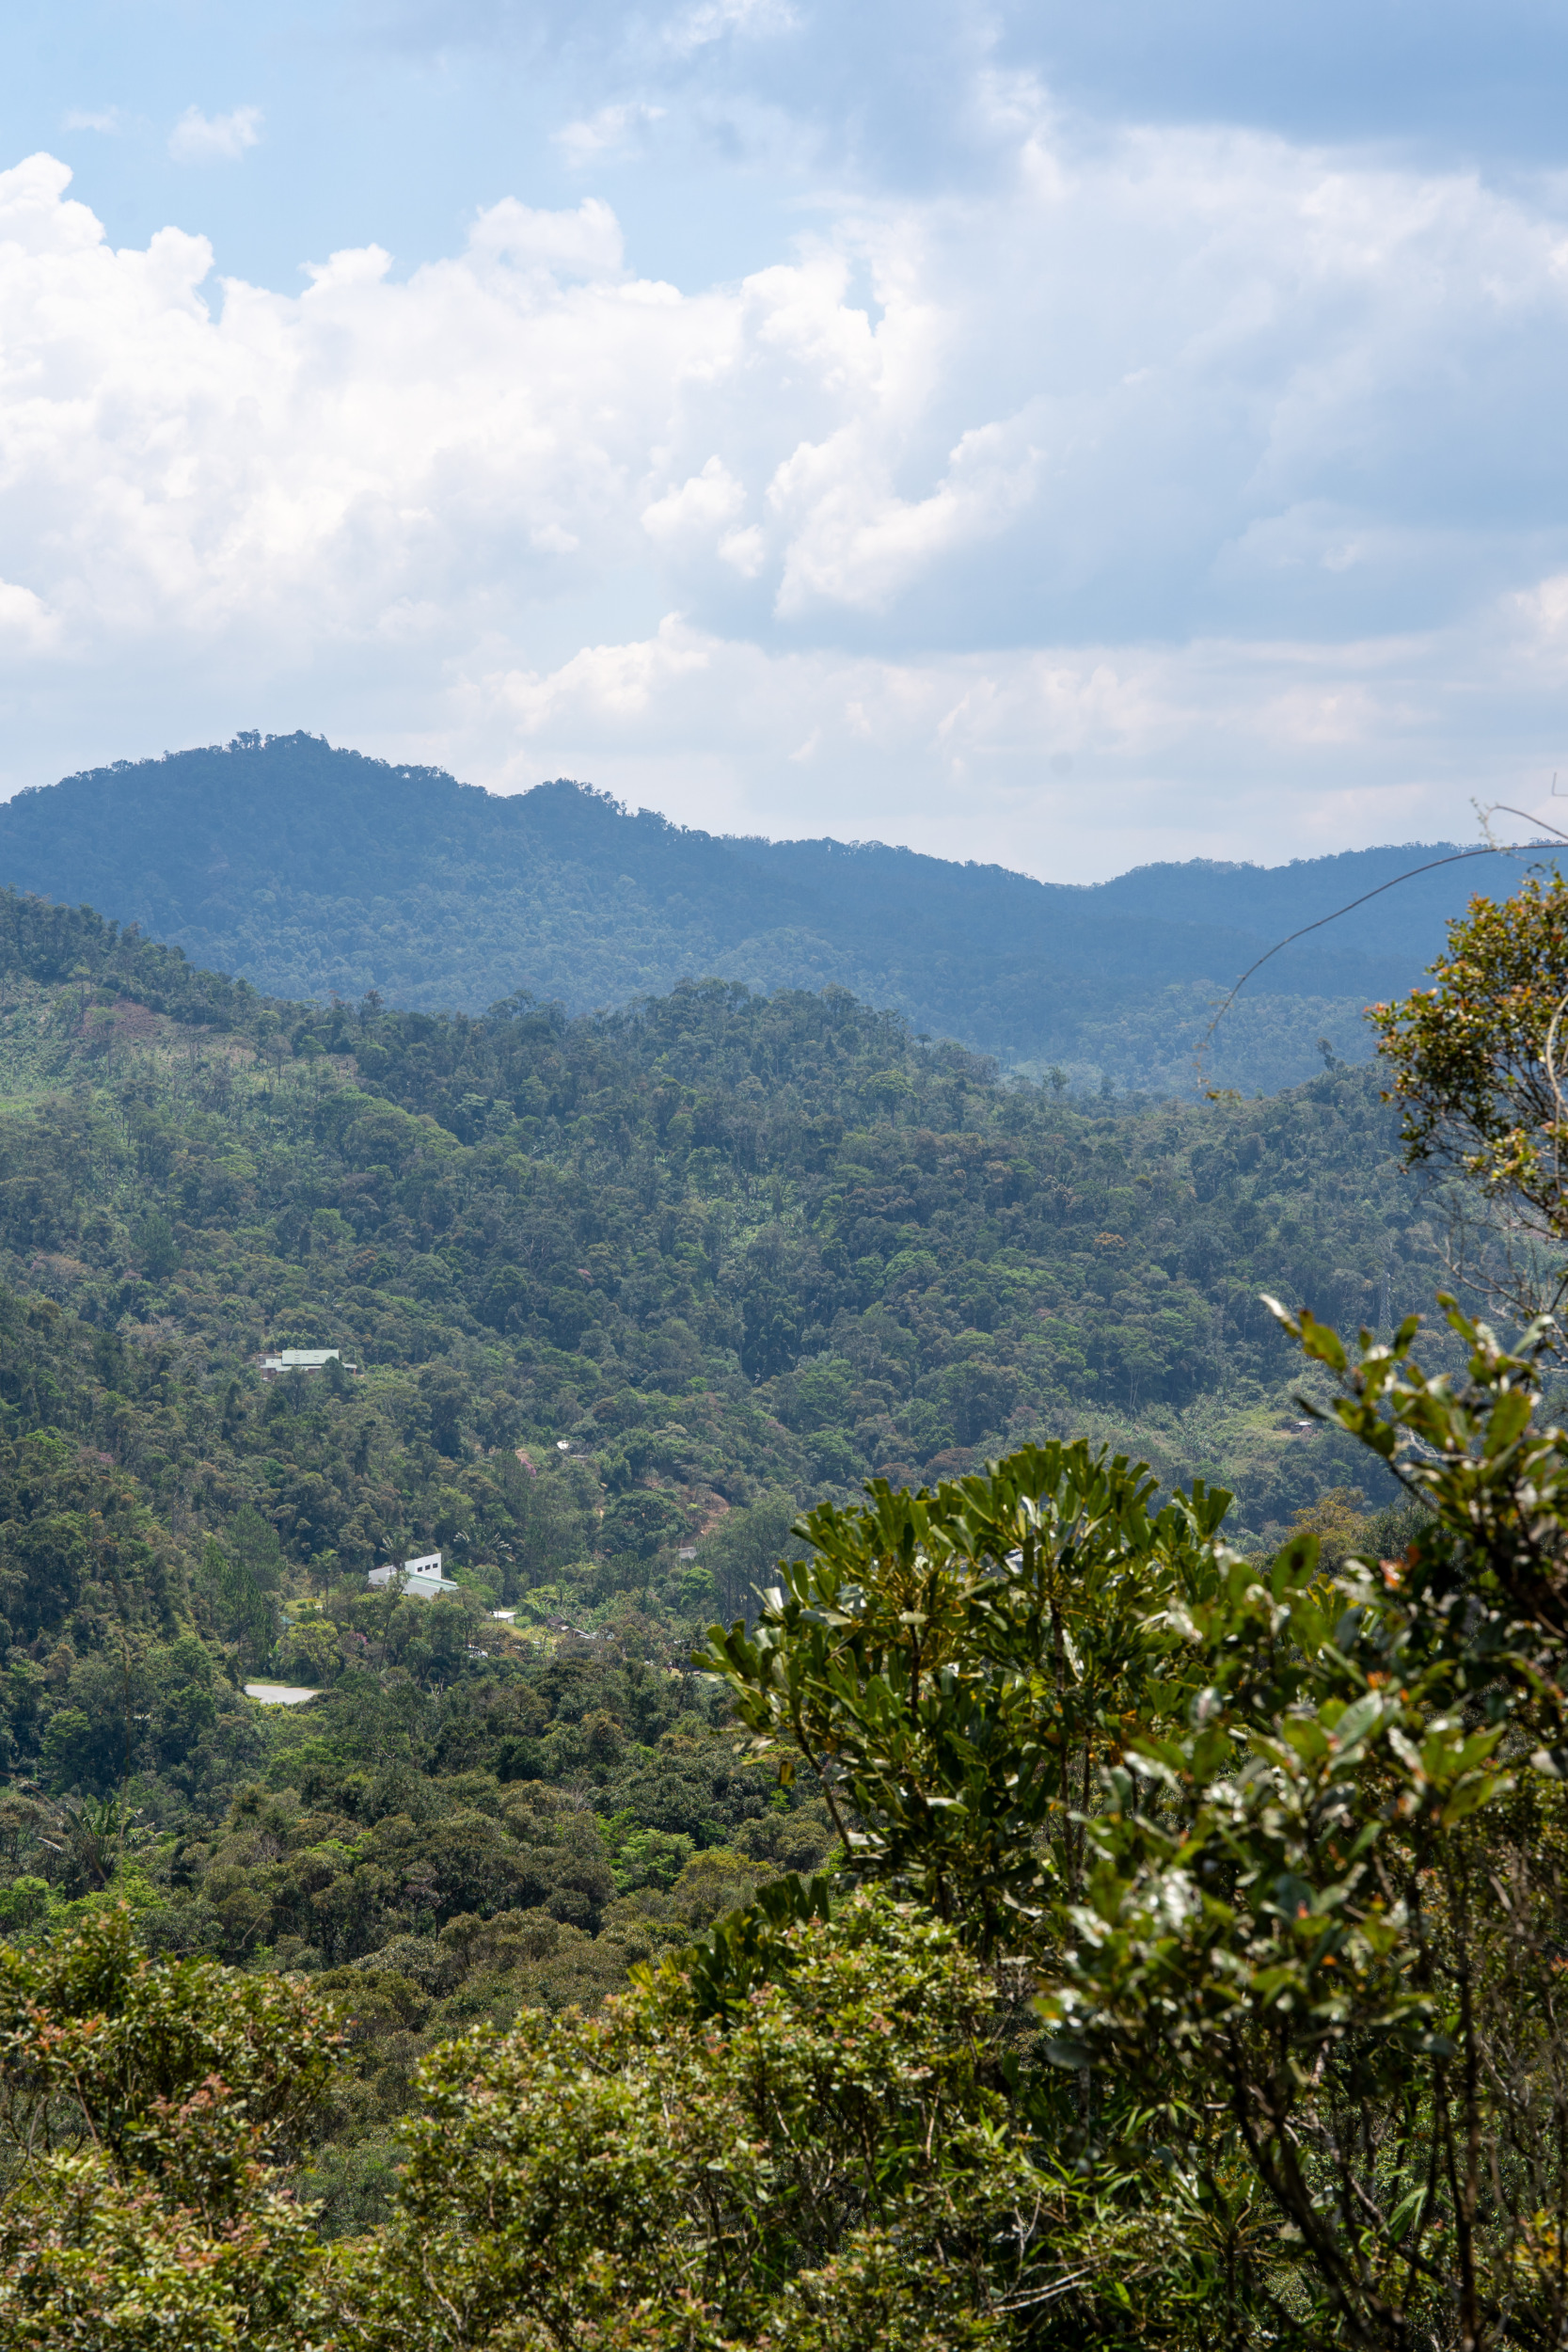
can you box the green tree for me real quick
[330,1892,1089,2350]
[1371,868,1568,1313]
[705,1303,1568,2348]
[198,1532,275,1662]
[703,1443,1230,1955]
[1037,1298,1568,2349]
[601,1488,689,1561]
[274,1615,341,1687]
[132,1209,180,1280]
[0,1907,338,2350]
[698,1490,801,1627]
[38,1792,135,1892]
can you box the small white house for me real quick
[260,1348,358,1379]
[366,1549,462,1599]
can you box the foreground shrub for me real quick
[327,1890,1079,2349]
[0,1905,338,2347]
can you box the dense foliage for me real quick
[0,891,1445,1554]
[0,888,1451,2229]
[9,1296,1568,2347]
[0,733,1528,1089]
[1373,867,1568,1318]
[698,1300,1568,2348]
[0,871,1516,2340]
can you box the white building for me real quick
[366,1549,462,1599]
[260,1348,358,1379]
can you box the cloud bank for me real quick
[1,87,1566,873]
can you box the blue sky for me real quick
[0,0,1565,876]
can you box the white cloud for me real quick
[641,456,748,548]
[0,580,58,654]
[63,108,126,135]
[167,105,262,165]
[494,613,715,729]
[552,102,665,169]
[661,0,799,58]
[467,194,625,276]
[769,409,1043,616]
[720,525,766,577]
[455,607,1568,877]
[0,152,105,252]
[0,124,1566,872]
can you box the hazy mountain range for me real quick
[0,731,1532,1094]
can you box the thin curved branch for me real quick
[1195,842,1545,1087]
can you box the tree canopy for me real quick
[0,736,1528,1089]
[8,865,1567,2342]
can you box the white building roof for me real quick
[367,1549,462,1597]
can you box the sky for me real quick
[1,2,1566,880]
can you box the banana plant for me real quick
[38,1791,137,1896]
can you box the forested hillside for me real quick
[0,886,1460,2224]
[0,731,1536,1091]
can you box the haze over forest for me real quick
[0,739,1522,1896]
[0,706,1560,2342]
[0,732,1537,1097]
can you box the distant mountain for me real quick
[0,731,1533,1094]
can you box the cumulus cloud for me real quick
[458,607,1568,878]
[467,193,626,276]
[167,105,262,164]
[0,114,1565,870]
[642,457,746,546]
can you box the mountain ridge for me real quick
[0,732,1528,1094]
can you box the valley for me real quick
[0,870,1457,2222]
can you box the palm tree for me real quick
[40,1794,135,1895]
